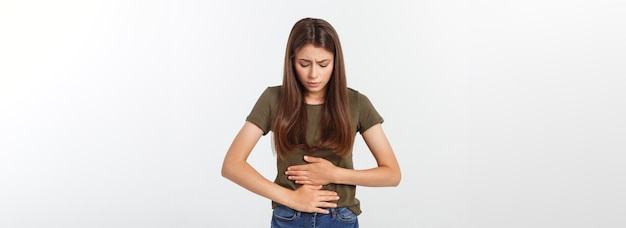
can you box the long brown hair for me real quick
[272,18,354,159]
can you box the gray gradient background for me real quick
[1,0,625,227]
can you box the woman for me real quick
[221,18,401,227]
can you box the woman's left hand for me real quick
[286,156,338,186]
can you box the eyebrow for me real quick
[297,59,331,63]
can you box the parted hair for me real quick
[271,18,354,159]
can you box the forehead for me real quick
[295,44,334,60]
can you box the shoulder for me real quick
[347,87,372,105]
[258,85,281,103]
[348,87,384,132]
[347,87,361,100]
[247,86,281,135]
[249,85,281,112]
[265,85,281,96]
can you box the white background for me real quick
[1,0,625,227]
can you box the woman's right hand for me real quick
[287,185,339,214]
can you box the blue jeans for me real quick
[271,205,359,228]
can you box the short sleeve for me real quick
[246,87,279,135]
[356,93,384,134]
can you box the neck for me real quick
[304,91,325,105]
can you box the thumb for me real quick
[304,155,319,163]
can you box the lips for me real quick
[307,82,320,87]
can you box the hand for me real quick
[287,184,339,214]
[286,156,338,186]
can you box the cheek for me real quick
[294,67,308,82]
[323,66,334,78]
[296,68,309,83]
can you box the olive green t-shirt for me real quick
[246,86,384,215]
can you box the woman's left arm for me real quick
[286,123,401,187]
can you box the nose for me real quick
[308,65,318,79]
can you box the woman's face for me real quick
[294,44,334,103]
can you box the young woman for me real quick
[221,18,401,228]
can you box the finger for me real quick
[318,190,338,196]
[288,175,309,182]
[294,180,313,185]
[313,207,331,214]
[317,202,338,209]
[303,155,320,163]
[286,171,308,180]
[285,170,306,176]
[287,165,308,171]
[298,180,326,186]
[320,195,340,202]
[288,174,304,181]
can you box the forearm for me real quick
[222,122,339,214]
[221,122,294,206]
[222,160,293,206]
[338,124,400,187]
[334,165,401,187]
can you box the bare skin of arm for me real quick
[221,121,340,214]
[285,124,401,187]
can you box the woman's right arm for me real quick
[221,121,339,214]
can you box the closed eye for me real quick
[318,60,330,67]
[298,60,311,67]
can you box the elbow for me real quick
[392,173,401,187]
[221,158,246,181]
[221,155,250,181]
[389,168,402,187]
[221,165,228,179]
[378,165,401,187]
[389,176,401,187]
[221,161,234,180]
